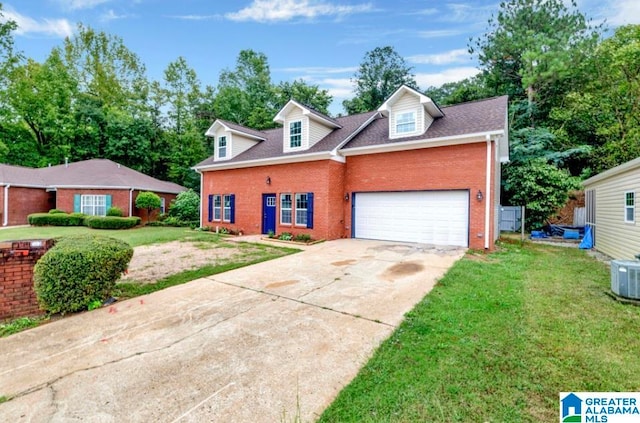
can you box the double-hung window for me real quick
[81,194,107,216]
[289,121,302,148]
[625,191,635,223]
[295,193,308,226]
[396,111,416,134]
[218,136,227,159]
[280,194,292,224]
[213,195,221,221]
[223,194,231,222]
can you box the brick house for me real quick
[0,159,185,226]
[193,85,509,249]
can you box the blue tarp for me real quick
[579,226,593,249]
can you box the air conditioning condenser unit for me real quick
[611,260,640,300]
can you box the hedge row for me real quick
[85,216,141,229]
[28,212,86,226]
[28,212,141,230]
[34,235,133,314]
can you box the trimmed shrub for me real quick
[106,206,124,217]
[48,209,66,214]
[84,216,141,229]
[34,235,133,314]
[169,189,200,222]
[28,212,86,226]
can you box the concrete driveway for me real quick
[0,239,464,422]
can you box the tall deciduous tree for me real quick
[343,46,417,114]
[214,49,275,129]
[274,79,333,115]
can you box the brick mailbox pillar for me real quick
[0,239,54,320]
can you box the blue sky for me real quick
[2,0,638,115]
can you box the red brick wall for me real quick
[0,240,53,320]
[201,160,346,240]
[0,187,53,225]
[344,142,496,250]
[56,189,176,221]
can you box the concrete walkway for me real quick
[0,239,464,422]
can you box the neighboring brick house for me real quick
[194,85,509,250]
[0,159,185,226]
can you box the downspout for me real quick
[197,170,203,228]
[129,188,134,217]
[3,184,10,226]
[484,135,492,250]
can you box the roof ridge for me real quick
[440,95,509,109]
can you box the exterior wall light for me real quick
[266,176,271,185]
[476,190,484,201]
[344,193,350,201]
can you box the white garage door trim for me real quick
[353,190,469,247]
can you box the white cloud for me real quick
[602,0,640,25]
[226,0,373,23]
[318,77,354,99]
[418,29,464,38]
[278,66,358,74]
[101,9,134,22]
[2,7,73,38]
[415,67,480,88]
[407,49,470,65]
[58,0,112,11]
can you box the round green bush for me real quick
[34,235,134,314]
[169,189,200,222]
[106,206,124,217]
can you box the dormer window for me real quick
[396,111,416,134]
[218,136,227,158]
[290,121,302,148]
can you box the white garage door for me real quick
[354,191,469,247]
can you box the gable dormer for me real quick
[205,120,266,161]
[377,85,444,140]
[274,100,342,153]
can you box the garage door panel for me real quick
[354,191,469,247]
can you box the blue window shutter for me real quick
[307,192,314,229]
[230,194,236,224]
[207,194,213,222]
[73,194,81,213]
[105,195,112,212]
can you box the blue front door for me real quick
[262,194,276,234]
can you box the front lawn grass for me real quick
[320,239,640,422]
[0,226,217,247]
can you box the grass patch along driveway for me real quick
[320,239,640,422]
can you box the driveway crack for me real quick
[3,302,260,404]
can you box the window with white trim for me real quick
[218,136,227,158]
[295,193,308,226]
[160,197,166,214]
[395,111,416,134]
[223,194,231,222]
[289,121,302,148]
[213,194,221,221]
[625,191,635,223]
[81,195,107,216]
[280,194,292,224]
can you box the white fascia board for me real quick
[53,185,184,194]
[340,130,506,157]
[304,110,341,129]
[194,152,334,171]
[583,156,640,186]
[0,182,48,189]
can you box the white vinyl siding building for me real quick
[583,157,640,260]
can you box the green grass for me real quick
[0,226,219,247]
[319,239,640,422]
[0,316,47,337]
[114,242,298,298]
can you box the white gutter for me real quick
[129,188,134,217]
[197,170,203,228]
[484,135,492,250]
[3,184,10,226]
